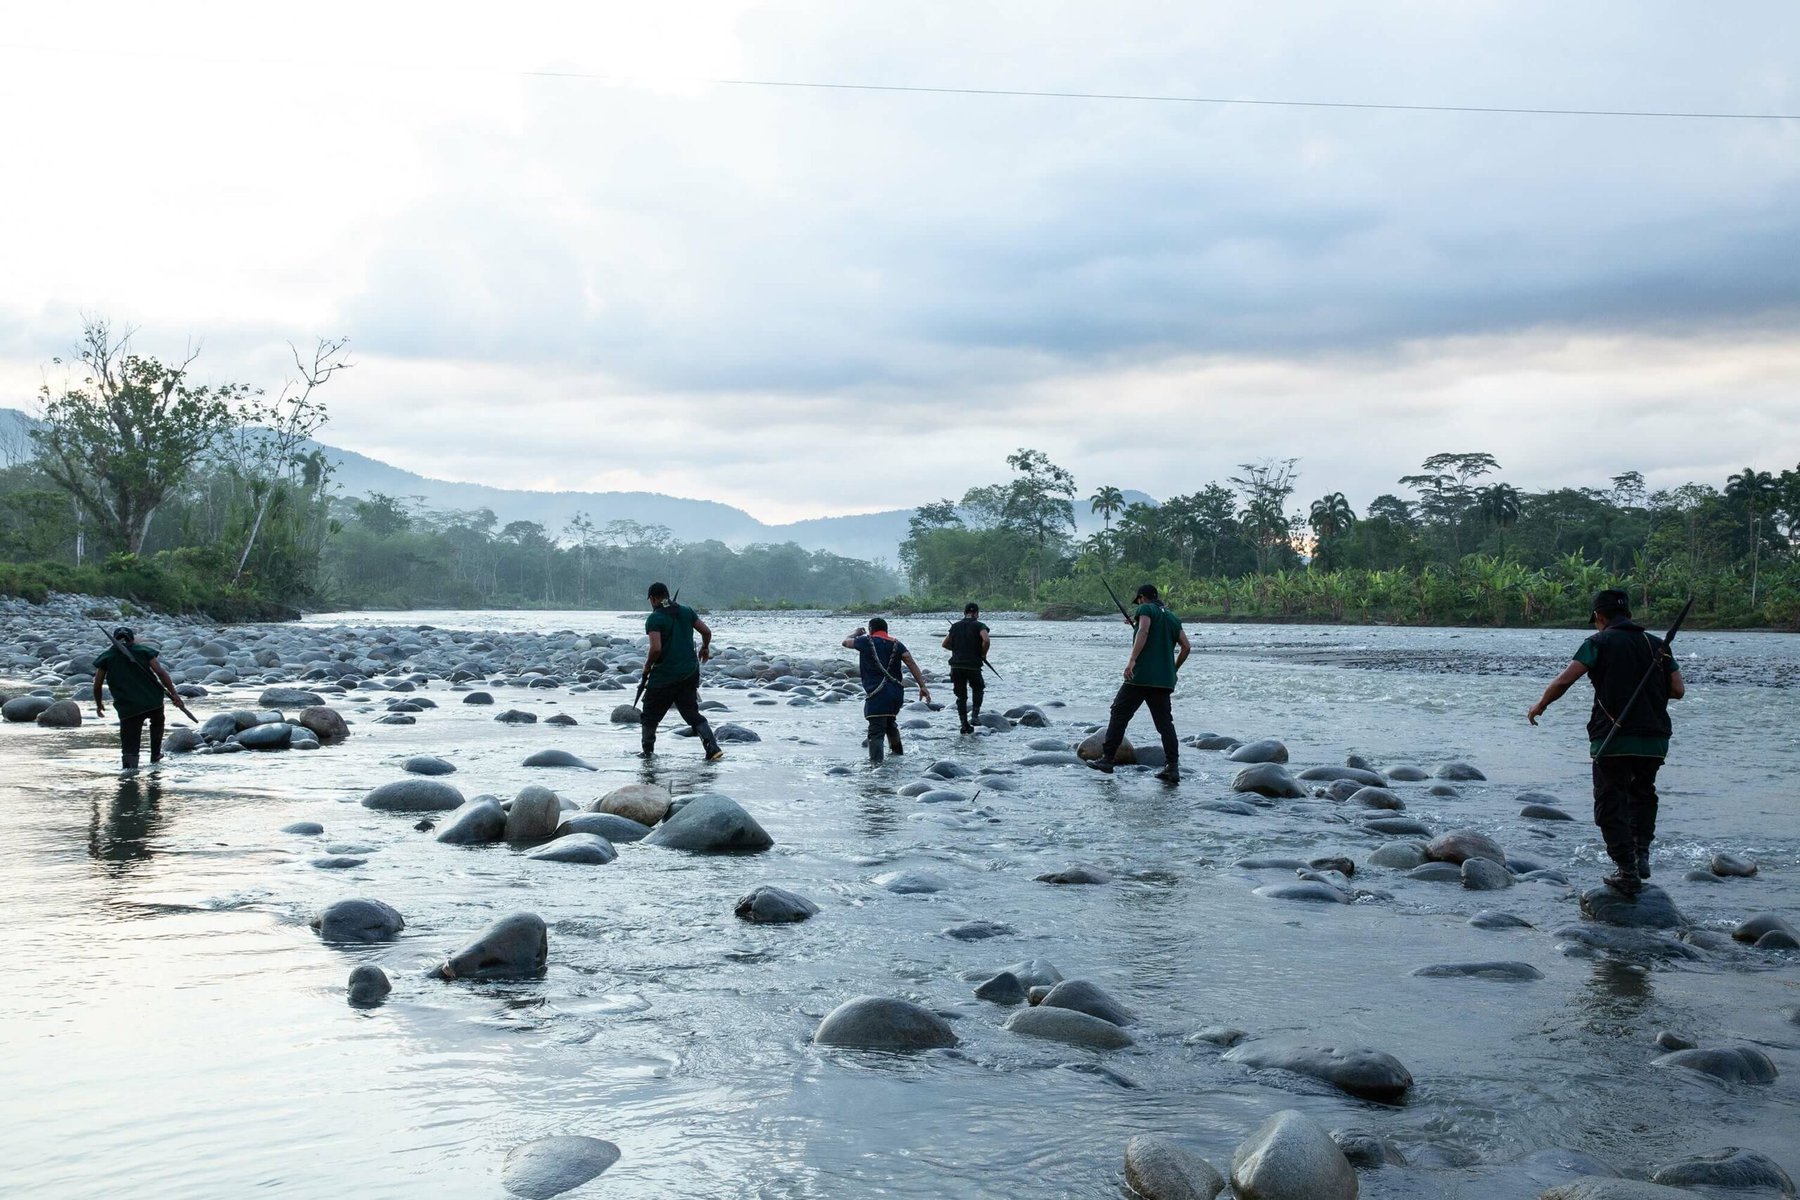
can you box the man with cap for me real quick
[941,602,991,734]
[1528,588,1686,896]
[843,617,932,763]
[639,582,724,761]
[1088,583,1190,783]
[92,627,194,772]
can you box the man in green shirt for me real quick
[639,582,724,761]
[92,627,194,771]
[1089,583,1191,783]
[1528,589,1685,896]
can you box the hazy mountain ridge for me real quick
[0,407,1152,564]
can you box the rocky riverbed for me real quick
[2,596,1796,1198]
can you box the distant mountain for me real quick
[0,406,1155,565]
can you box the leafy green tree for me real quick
[1003,448,1077,597]
[33,319,251,554]
[1725,467,1780,605]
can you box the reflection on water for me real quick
[2,614,1797,1198]
[87,776,164,871]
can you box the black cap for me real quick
[647,582,670,600]
[964,602,979,615]
[113,626,135,643]
[1591,589,1631,618]
[1134,583,1158,603]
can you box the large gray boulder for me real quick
[346,964,391,1007]
[161,727,203,754]
[522,749,596,771]
[1232,763,1304,798]
[527,832,618,864]
[1,695,54,723]
[1229,738,1289,764]
[505,785,565,842]
[645,794,772,853]
[1076,732,1135,764]
[1412,961,1544,981]
[436,799,508,845]
[1579,884,1684,930]
[310,898,405,943]
[596,782,671,826]
[1224,1041,1412,1103]
[558,811,653,842]
[438,912,548,980]
[1426,829,1506,866]
[735,885,819,923]
[1039,979,1133,1027]
[1652,1046,1777,1084]
[363,778,464,812]
[1435,760,1486,780]
[814,996,958,1051]
[236,722,293,750]
[501,1135,621,1199]
[1003,1005,1134,1050]
[1462,858,1514,890]
[1229,1110,1358,1200]
[1652,1147,1794,1194]
[296,706,349,745]
[1124,1135,1225,1200]
[403,755,456,776]
[34,700,82,728]
[259,687,323,708]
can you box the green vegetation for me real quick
[1,320,900,615]
[900,451,1800,629]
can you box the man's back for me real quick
[947,618,988,668]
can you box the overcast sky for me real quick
[2,2,1797,523]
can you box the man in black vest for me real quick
[1528,589,1685,896]
[941,602,990,734]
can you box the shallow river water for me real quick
[2,612,1796,1198]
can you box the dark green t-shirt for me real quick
[645,603,701,687]
[1128,603,1182,689]
[96,643,165,718]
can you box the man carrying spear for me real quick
[92,626,195,772]
[1529,589,1688,896]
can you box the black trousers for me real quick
[951,666,985,723]
[120,706,165,769]
[1592,754,1661,870]
[1100,684,1180,764]
[865,714,903,762]
[640,676,718,755]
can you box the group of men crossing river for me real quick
[78,580,1688,899]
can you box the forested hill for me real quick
[0,407,1150,565]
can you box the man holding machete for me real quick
[1528,589,1688,897]
[93,626,195,772]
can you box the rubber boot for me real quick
[886,722,904,756]
[867,719,885,764]
[1086,756,1116,774]
[1603,854,1642,897]
[1635,842,1652,881]
[957,700,972,735]
[1154,759,1180,784]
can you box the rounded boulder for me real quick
[814,995,958,1051]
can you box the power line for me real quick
[538,72,1800,121]
[4,41,1795,121]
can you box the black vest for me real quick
[947,618,986,668]
[1584,621,1673,743]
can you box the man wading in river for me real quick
[942,602,991,734]
[844,618,931,763]
[1089,584,1190,783]
[639,582,724,761]
[1528,589,1685,896]
[92,627,194,772]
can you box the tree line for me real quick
[900,449,1800,628]
[0,320,897,615]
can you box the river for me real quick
[1,611,1795,1198]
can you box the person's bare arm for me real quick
[92,668,108,717]
[1123,614,1152,681]
[1174,630,1192,672]
[900,651,932,702]
[644,629,664,672]
[980,629,991,656]
[842,626,865,650]
[1668,668,1686,700]
[694,616,713,662]
[151,660,196,719]
[1528,661,1588,724]
[941,632,953,650]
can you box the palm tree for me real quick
[1725,468,1778,607]
[1476,483,1523,558]
[1089,485,1125,533]
[1307,492,1356,571]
